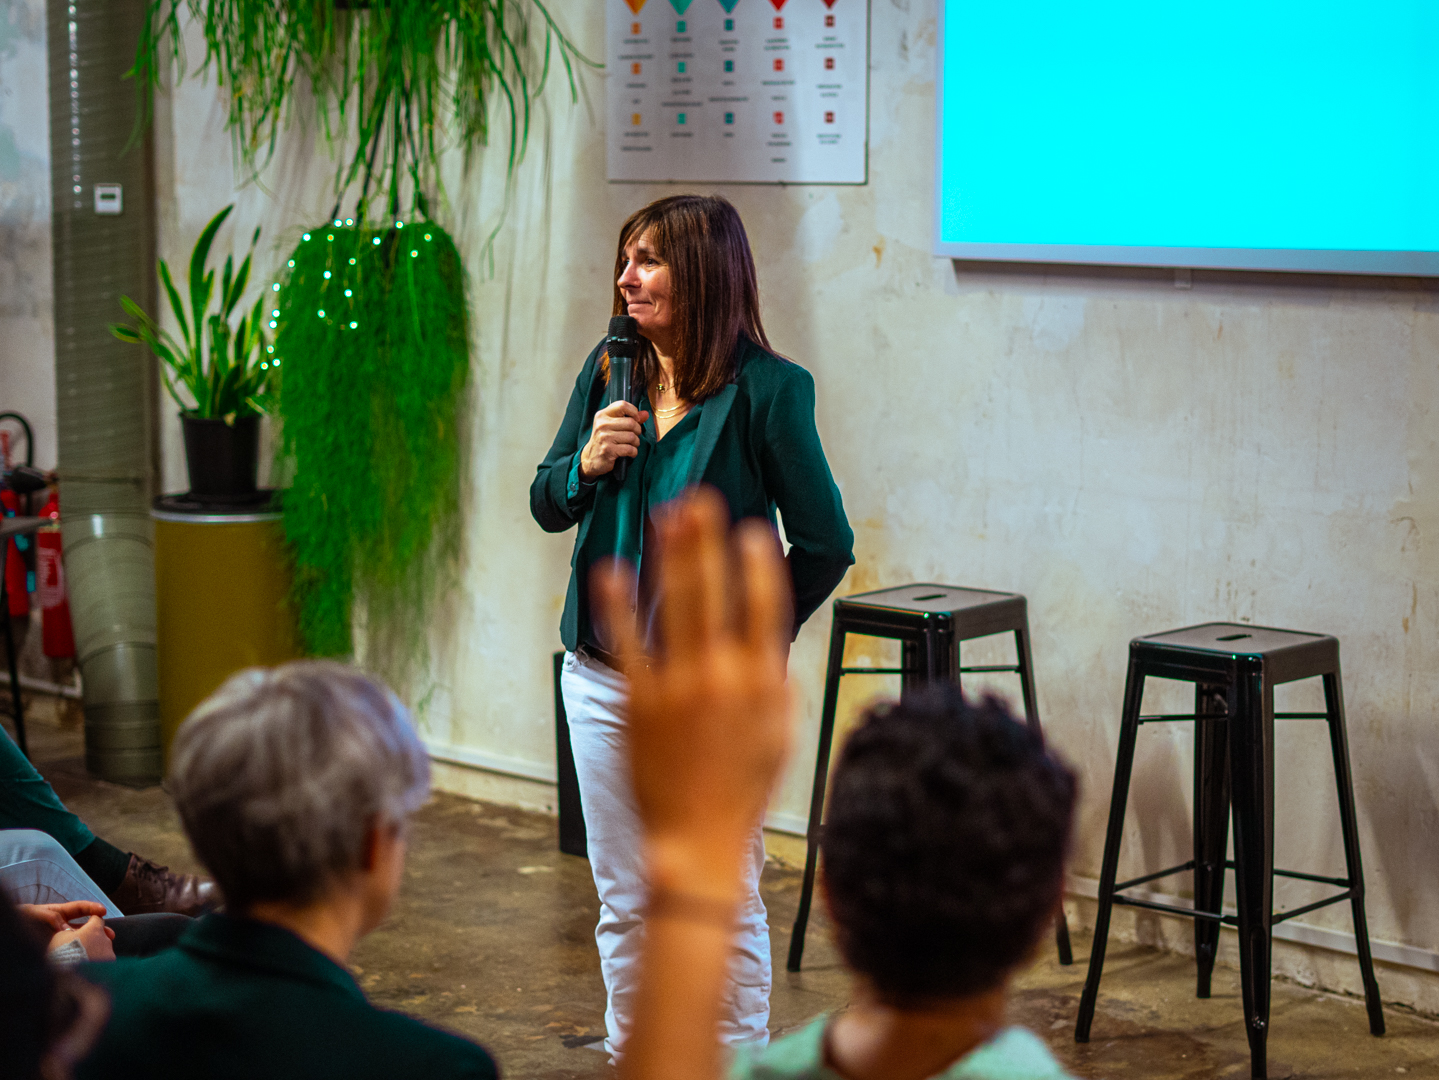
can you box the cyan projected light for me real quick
[934,1,1439,274]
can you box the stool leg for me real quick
[1013,623,1072,965]
[1193,682,1231,998]
[1014,624,1042,735]
[1229,669,1274,1079]
[1323,668,1385,1036]
[901,639,920,700]
[1076,658,1145,1042]
[787,618,847,972]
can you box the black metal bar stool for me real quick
[786,583,1073,971]
[1074,622,1384,1079]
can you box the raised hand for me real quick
[594,487,795,1080]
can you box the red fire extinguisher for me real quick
[37,492,75,659]
[0,487,28,618]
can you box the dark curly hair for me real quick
[821,682,1077,1004]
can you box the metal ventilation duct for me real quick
[45,0,161,785]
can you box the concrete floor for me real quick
[13,699,1439,1078]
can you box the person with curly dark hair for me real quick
[761,684,1077,1080]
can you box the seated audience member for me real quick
[0,831,192,960]
[594,489,1079,1080]
[2,728,215,915]
[732,686,1077,1080]
[75,662,497,1080]
[0,892,111,1080]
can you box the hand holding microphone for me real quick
[579,316,649,484]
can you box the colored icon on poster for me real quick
[717,0,740,12]
[625,0,646,14]
[769,0,786,10]
[668,0,693,13]
[822,0,837,7]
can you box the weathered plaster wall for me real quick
[0,0,54,467]
[4,0,1437,1012]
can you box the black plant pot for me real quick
[181,414,260,501]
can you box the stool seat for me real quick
[1075,620,1384,1079]
[1133,622,1336,683]
[786,582,1073,972]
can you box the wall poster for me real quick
[605,0,869,184]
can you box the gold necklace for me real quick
[652,401,688,419]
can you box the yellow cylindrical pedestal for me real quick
[153,500,299,768]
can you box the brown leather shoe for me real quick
[108,855,220,917]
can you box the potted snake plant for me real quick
[110,204,276,501]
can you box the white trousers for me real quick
[0,828,123,917]
[561,650,771,1057]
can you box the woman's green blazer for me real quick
[531,337,855,650]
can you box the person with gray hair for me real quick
[74,661,498,1080]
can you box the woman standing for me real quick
[531,194,853,1057]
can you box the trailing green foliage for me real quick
[110,204,274,421]
[275,221,469,660]
[132,0,592,217]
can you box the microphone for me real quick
[606,315,642,484]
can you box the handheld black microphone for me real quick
[606,315,642,484]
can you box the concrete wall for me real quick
[5,0,1438,1012]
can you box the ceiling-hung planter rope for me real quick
[131,1,592,670]
[273,221,468,660]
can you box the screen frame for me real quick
[932,1,1439,277]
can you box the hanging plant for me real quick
[275,222,468,659]
[131,1,590,217]
[131,2,592,663]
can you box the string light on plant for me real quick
[272,282,280,291]
[323,271,332,279]
[271,218,470,658]
[302,233,310,241]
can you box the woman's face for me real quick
[617,229,673,341]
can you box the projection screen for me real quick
[933,1,1439,275]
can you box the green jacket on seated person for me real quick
[77,913,497,1080]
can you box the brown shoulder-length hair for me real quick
[606,194,770,403]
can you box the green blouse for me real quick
[566,396,705,651]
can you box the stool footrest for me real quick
[1274,712,1330,719]
[1271,892,1354,924]
[1114,893,1232,925]
[839,666,909,675]
[957,665,1021,673]
[1222,861,1350,888]
[1139,712,1229,723]
[1114,861,1196,892]
[1113,889,1353,927]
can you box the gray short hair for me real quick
[169,660,431,909]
